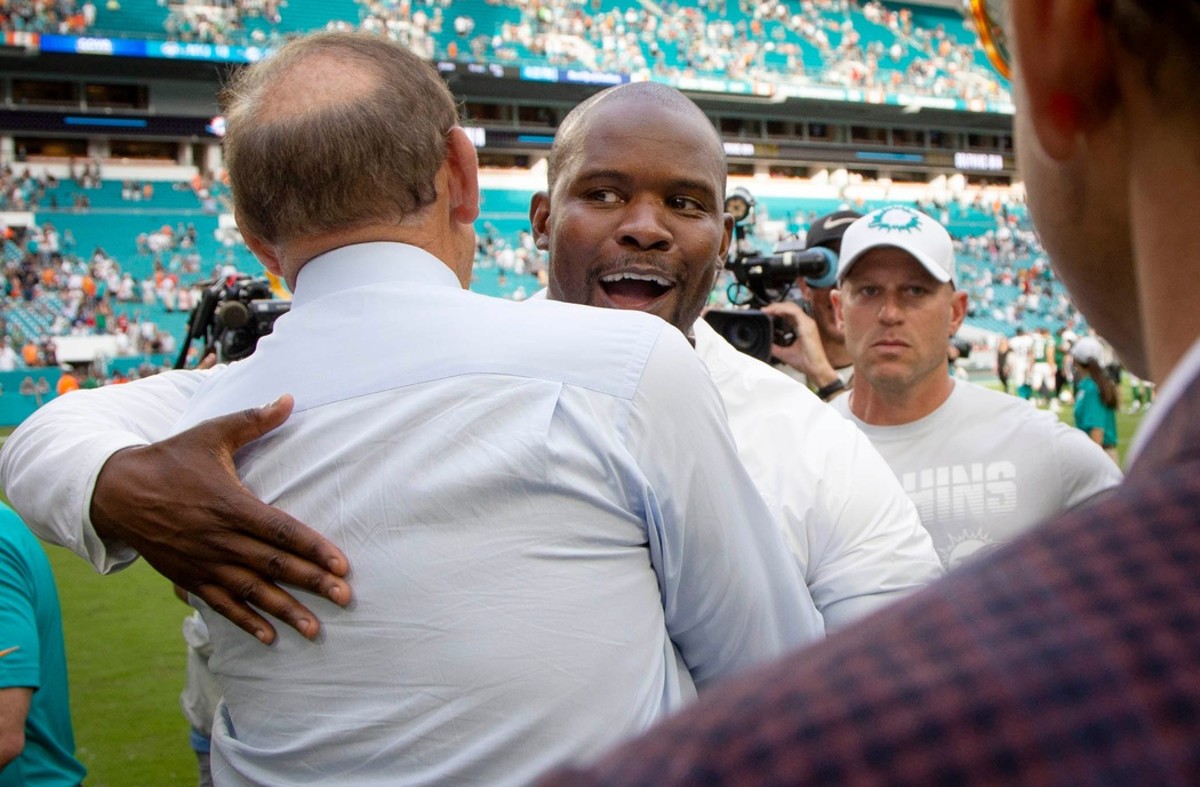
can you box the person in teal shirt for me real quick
[0,503,86,786]
[1071,336,1120,465]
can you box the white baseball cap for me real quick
[837,206,956,285]
[1071,336,1104,365]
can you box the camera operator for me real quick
[761,210,860,402]
[175,272,290,368]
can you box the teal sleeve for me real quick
[0,518,41,691]
[1074,381,1104,433]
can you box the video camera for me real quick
[705,188,838,362]
[175,273,291,368]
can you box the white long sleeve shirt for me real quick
[692,319,943,628]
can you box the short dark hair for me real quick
[221,31,459,246]
[1100,1,1200,99]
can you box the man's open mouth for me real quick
[599,271,674,308]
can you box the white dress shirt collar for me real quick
[291,242,461,308]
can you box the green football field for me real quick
[46,550,197,786]
[1,391,1151,785]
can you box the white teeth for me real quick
[600,272,672,287]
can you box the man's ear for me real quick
[719,213,734,262]
[239,223,283,277]
[1011,0,1117,161]
[445,127,480,226]
[949,289,969,334]
[830,287,845,332]
[530,191,551,251]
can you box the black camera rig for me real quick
[175,274,291,368]
[706,188,838,362]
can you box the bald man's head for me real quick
[532,82,732,333]
[548,83,726,198]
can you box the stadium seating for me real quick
[3,0,1009,104]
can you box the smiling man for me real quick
[827,206,1120,568]
[532,84,942,629]
[539,85,729,333]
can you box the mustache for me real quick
[589,254,681,282]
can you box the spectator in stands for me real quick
[19,341,38,367]
[0,339,16,372]
[54,366,79,396]
[825,206,1120,569]
[0,502,87,785]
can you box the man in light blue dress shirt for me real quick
[1,31,821,785]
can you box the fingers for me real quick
[760,301,798,319]
[193,563,328,644]
[237,508,353,598]
[763,301,816,330]
[187,395,296,461]
[214,494,352,586]
[192,582,280,644]
[252,394,295,435]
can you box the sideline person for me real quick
[761,209,861,401]
[828,206,1120,569]
[0,502,86,786]
[1071,335,1120,465]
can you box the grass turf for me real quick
[0,427,195,786]
[47,548,195,786]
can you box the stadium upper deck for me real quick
[1,0,1011,114]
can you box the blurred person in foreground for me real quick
[3,31,820,784]
[530,82,942,630]
[0,503,86,786]
[827,206,1120,569]
[537,0,1200,780]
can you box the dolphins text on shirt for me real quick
[899,461,1017,525]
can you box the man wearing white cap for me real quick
[828,206,1121,570]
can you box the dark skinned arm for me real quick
[88,395,352,643]
[0,370,352,645]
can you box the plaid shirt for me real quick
[541,371,1200,786]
